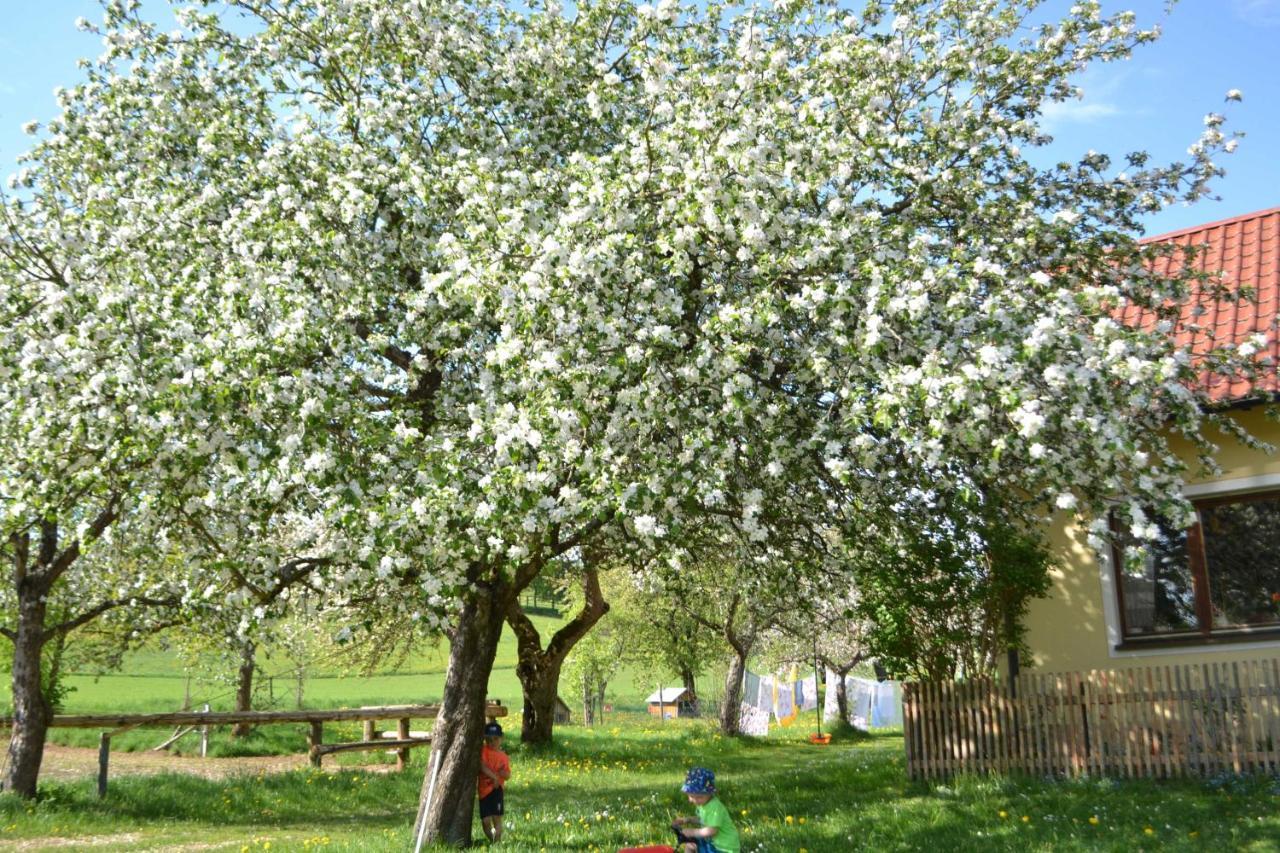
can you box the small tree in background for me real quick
[507,548,610,745]
[762,587,871,726]
[561,613,627,726]
[852,493,1054,682]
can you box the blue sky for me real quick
[1,1,1276,237]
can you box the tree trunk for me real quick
[719,647,749,736]
[679,666,698,716]
[834,669,850,724]
[519,657,564,744]
[232,641,256,737]
[413,579,512,848]
[5,577,52,798]
[506,567,608,746]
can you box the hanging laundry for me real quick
[742,671,761,711]
[823,668,842,723]
[757,675,775,713]
[870,681,903,728]
[797,675,818,712]
[773,672,797,726]
[849,677,876,730]
[739,703,770,736]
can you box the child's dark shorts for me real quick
[479,787,504,819]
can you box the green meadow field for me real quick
[1,612,707,756]
[3,611,688,714]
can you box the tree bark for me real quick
[823,655,863,725]
[834,670,850,723]
[679,666,698,715]
[413,575,514,848]
[232,641,256,737]
[4,511,116,798]
[719,646,749,736]
[5,543,53,799]
[506,568,608,746]
[581,674,594,726]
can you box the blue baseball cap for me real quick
[484,722,504,737]
[681,767,716,795]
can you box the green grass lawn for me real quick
[1,715,1277,851]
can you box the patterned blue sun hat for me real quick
[681,767,716,795]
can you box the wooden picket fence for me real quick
[902,658,1280,780]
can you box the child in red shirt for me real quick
[477,721,511,843]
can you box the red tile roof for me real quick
[1122,206,1280,404]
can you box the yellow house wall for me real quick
[1023,406,1280,674]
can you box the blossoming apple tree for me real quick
[0,172,237,795]
[8,0,1258,840]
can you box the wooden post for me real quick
[363,719,376,742]
[397,718,411,771]
[97,733,110,798]
[308,720,323,768]
[200,704,209,758]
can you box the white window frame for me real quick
[1101,471,1280,658]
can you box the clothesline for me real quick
[738,666,902,735]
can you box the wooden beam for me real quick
[313,737,432,757]
[0,703,507,730]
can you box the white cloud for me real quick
[1233,0,1280,26]
[1042,100,1121,126]
[1039,67,1147,131]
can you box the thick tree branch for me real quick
[46,495,121,585]
[545,568,610,662]
[10,531,29,588]
[42,594,178,640]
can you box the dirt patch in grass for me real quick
[37,744,337,783]
[3,832,143,849]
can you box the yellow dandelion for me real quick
[1088,816,1099,826]
[798,817,807,825]
[1144,827,1154,836]
[1021,815,1030,823]
[785,815,794,825]
[998,810,1008,819]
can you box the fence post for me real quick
[308,721,324,768]
[97,733,110,798]
[200,703,209,758]
[397,718,411,771]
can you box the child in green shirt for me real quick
[671,767,741,853]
